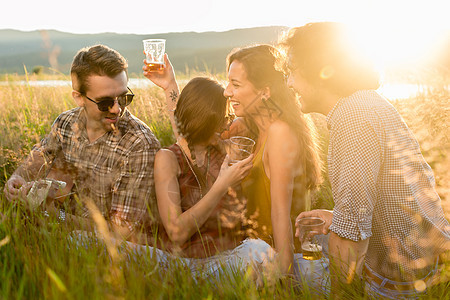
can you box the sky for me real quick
[2,0,448,35]
[2,0,449,67]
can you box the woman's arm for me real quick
[143,54,180,139]
[266,121,299,275]
[155,149,253,246]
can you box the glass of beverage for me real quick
[297,217,325,260]
[143,39,166,71]
[227,136,255,165]
[26,179,66,210]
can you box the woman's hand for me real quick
[143,53,179,130]
[216,154,253,188]
[142,53,177,91]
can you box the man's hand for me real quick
[4,175,32,202]
[295,209,333,239]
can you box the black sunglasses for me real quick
[83,87,134,112]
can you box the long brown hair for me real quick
[227,45,322,190]
[174,77,229,160]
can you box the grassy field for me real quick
[0,71,449,299]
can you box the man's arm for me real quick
[109,139,160,243]
[13,150,49,181]
[328,232,369,291]
[5,114,63,202]
[5,149,55,201]
[296,209,369,289]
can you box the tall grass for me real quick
[390,68,450,221]
[0,72,449,299]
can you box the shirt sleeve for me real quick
[328,113,383,241]
[109,139,160,233]
[32,115,63,168]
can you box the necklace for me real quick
[177,142,210,199]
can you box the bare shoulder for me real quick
[155,148,179,174]
[265,121,301,175]
[266,120,300,159]
[267,120,297,142]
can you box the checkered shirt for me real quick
[326,90,450,281]
[34,107,160,233]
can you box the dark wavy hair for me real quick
[280,22,380,97]
[226,45,321,190]
[70,44,128,94]
[174,77,229,160]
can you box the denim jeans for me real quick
[293,233,330,295]
[69,233,277,280]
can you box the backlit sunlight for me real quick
[350,22,446,69]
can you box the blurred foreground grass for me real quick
[0,72,449,298]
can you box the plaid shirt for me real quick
[327,90,450,281]
[35,107,160,233]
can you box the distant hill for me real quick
[0,27,288,75]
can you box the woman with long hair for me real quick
[142,56,288,275]
[151,75,253,258]
[223,45,322,275]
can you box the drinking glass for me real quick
[297,217,325,260]
[26,179,66,210]
[227,136,255,165]
[143,39,166,71]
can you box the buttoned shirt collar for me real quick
[72,107,129,145]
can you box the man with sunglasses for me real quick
[4,44,161,243]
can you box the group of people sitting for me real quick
[4,22,450,298]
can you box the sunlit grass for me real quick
[0,71,449,298]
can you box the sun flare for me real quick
[344,10,448,73]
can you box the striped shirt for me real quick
[326,90,450,281]
[35,107,160,233]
